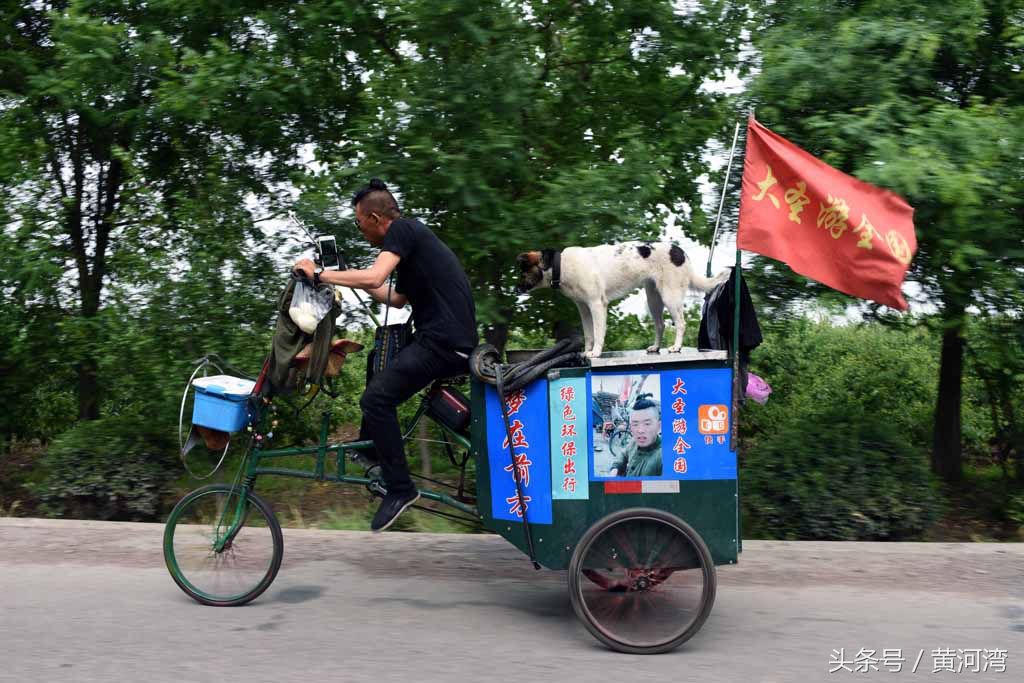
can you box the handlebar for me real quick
[291,268,317,287]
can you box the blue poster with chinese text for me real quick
[549,376,590,500]
[485,379,554,524]
[589,367,735,481]
[659,367,735,480]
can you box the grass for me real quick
[316,506,373,530]
[6,426,1021,540]
[922,464,1024,541]
[0,439,46,518]
[281,502,478,534]
[0,500,21,517]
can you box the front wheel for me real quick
[568,508,717,654]
[164,484,283,606]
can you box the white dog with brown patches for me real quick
[517,242,729,358]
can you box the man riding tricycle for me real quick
[166,178,740,655]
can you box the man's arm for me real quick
[364,282,408,307]
[294,251,403,295]
[353,252,408,306]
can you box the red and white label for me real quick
[603,480,680,495]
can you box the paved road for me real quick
[0,518,1021,682]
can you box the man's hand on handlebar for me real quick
[294,258,317,280]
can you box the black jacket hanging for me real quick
[698,267,762,353]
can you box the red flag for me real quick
[738,117,917,310]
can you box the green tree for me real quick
[310,0,746,348]
[741,319,943,540]
[0,0,375,422]
[745,0,1024,479]
[966,307,1024,481]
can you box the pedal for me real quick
[366,477,387,498]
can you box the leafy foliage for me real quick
[1009,493,1024,527]
[744,0,1024,479]
[741,320,944,539]
[308,0,746,341]
[0,0,378,421]
[743,414,941,540]
[964,311,1024,479]
[0,1,1021,540]
[31,414,179,521]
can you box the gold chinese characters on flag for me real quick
[738,117,917,310]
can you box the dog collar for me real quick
[551,250,562,290]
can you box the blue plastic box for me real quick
[191,375,256,433]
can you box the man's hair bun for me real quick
[352,178,400,217]
[633,392,660,411]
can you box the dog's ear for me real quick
[517,251,540,269]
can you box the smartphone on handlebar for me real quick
[315,234,345,271]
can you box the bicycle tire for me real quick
[568,508,717,654]
[164,484,283,607]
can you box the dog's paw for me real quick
[667,344,683,354]
[646,345,660,354]
[584,350,603,359]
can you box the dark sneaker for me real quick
[370,489,420,532]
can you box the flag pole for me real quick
[707,121,743,278]
[728,115,748,553]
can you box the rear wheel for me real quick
[164,484,283,606]
[568,508,717,654]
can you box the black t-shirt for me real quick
[380,218,478,352]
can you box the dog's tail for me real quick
[689,268,731,293]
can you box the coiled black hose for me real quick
[469,337,585,391]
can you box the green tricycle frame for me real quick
[164,340,741,655]
[164,380,479,595]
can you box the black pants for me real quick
[359,339,468,494]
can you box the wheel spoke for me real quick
[570,510,716,653]
[165,486,283,606]
[609,525,641,567]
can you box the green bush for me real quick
[31,414,179,521]
[741,410,940,540]
[740,320,942,540]
[1008,493,1024,528]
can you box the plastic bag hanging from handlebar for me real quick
[289,277,334,334]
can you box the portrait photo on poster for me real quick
[591,372,664,479]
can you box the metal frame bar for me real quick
[232,399,478,521]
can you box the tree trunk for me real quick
[932,323,965,481]
[74,242,105,421]
[65,141,121,421]
[76,292,102,421]
[76,358,100,421]
[484,322,509,353]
